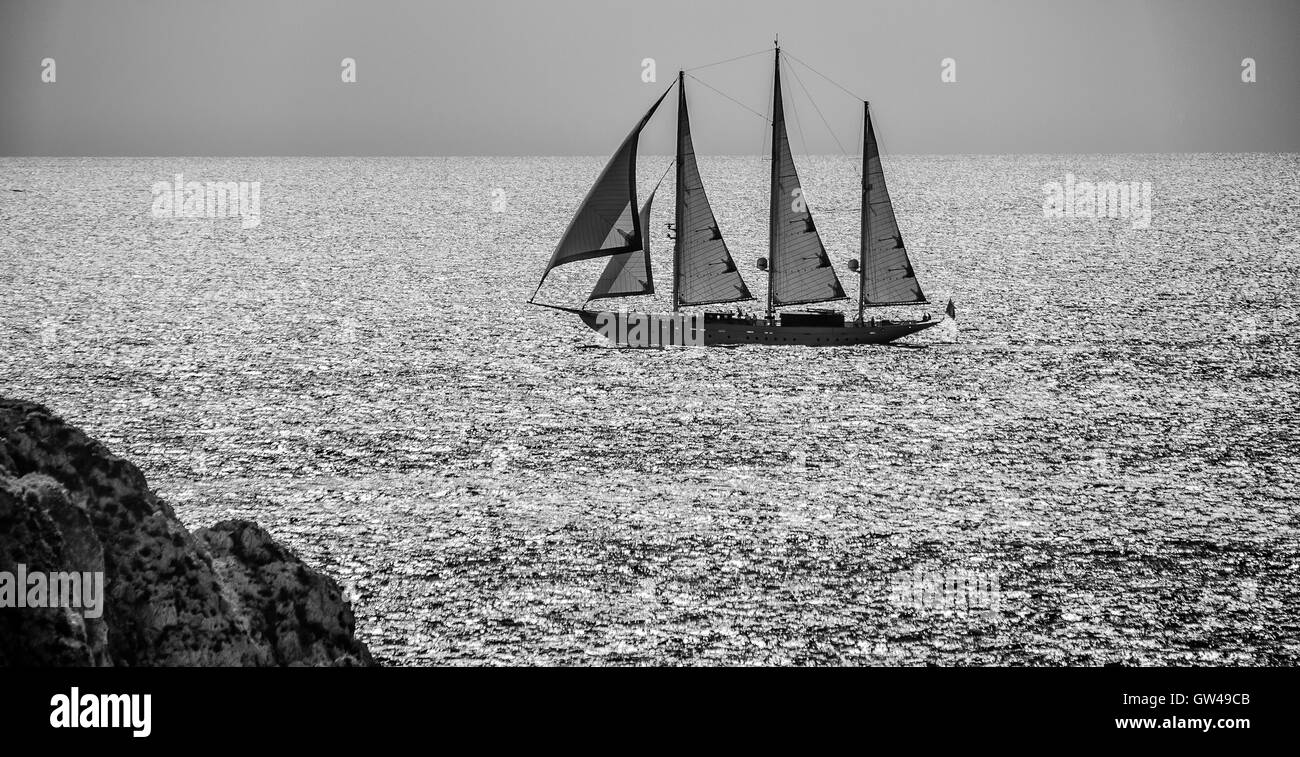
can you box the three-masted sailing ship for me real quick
[529,45,952,347]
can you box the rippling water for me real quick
[1,154,1297,665]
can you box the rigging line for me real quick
[651,158,674,192]
[684,73,771,123]
[782,49,863,102]
[761,53,775,159]
[684,47,772,73]
[872,102,893,165]
[784,65,811,158]
[856,103,864,156]
[786,60,849,157]
[852,98,864,179]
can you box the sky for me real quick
[0,0,1296,156]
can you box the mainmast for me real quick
[858,101,870,322]
[674,70,686,312]
[766,44,781,319]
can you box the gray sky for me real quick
[1,0,1296,156]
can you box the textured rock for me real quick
[195,521,372,667]
[0,398,373,666]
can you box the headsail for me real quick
[768,49,845,310]
[588,191,656,302]
[674,72,753,308]
[861,105,926,306]
[536,86,671,292]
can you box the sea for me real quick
[1,153,1297,665]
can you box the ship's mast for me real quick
[673,70,686,313]
[858,101,870,322]
[766,44,781,319]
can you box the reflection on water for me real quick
[1,154,1297,665]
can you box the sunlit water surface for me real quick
[1,154,1297,665]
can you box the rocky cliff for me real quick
[0,398,373,666]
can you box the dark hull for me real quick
[575,310,941,347]
[701,318,939,346]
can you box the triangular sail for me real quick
[674,75,753,307]
[588,191,656,302]
[768,51,845,309]
[862,107,926,306]
[538,87,670,286]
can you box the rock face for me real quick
[0,399,373,666]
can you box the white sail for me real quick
[675,75,753,307]
[861,106,926,306]
[589,191,656,302]
[768,51,845,309]
[539,87,669,281]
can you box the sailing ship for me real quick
[529,44,952,347]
